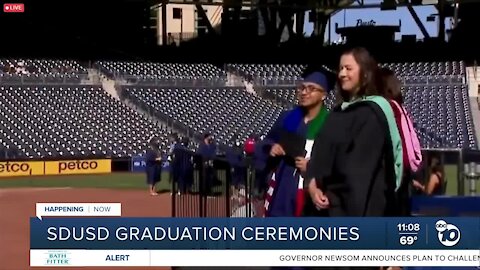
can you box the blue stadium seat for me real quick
[0,85,167,159]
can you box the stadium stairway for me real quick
[466,66,480,149]
[101,76,120,100]
[226,72,245,87]
[85,68,102,84]
[466,66,480,97]
[469,97,480,149]
[121,93,183,141]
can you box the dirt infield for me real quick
[0,187,172,270]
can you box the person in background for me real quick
[253,135,271,197]
[413,157,444,195]
[167,133,178,157]
[172,137,194,195]
[167,133,179,184]
[263,70,332,219]
[226,138,247,197]
[237,138,249,188]
[145,136,162,196]
[306,47,403,221]
[197,133,217,196]
[377,67,423,216]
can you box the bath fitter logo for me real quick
[44,250,72,266]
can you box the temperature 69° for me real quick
[400,235,418,245]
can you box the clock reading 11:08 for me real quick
[397,223,420,232]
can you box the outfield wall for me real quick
[0,159,112,177]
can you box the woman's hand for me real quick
[308,179,329,209]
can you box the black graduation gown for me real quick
[172,144,194,193]
[306,101,397,218]
[145,148,161,185]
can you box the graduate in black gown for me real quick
[306,47,403,221]
[197,133,217,195]
[172,137,194,195]
[226,139,247,190]
[303,47,406,270]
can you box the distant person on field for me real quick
[145,136,162,196]
[167,133,179,182]
[172,137,194,195]
[197,133,217,195]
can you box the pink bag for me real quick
[390,101,423,173]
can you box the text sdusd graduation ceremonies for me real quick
[46,224,360,242]
[30,217,480,250]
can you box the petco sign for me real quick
[4,3,24,13]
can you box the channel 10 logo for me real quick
[435,220,461,247]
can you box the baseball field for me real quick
[0,173,174,270]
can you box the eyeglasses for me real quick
[296,84,324,94]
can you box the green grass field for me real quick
[0,172,173,192]
[0,167,462,196]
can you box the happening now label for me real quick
[36,203,122,220]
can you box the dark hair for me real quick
[149,136,159,147]
[430,156,442,173]
[336,47,380,103]
[377,67,404,104]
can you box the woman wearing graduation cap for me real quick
[263,70,333,218]
[305,47,403,219]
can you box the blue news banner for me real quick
[30,217,480,250]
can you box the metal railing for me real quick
[169,148,480,218]
[171,151,262,218]
[113,75,228,87]
[419,148,480,196]
[0,73,93,85]
[227,69,466,87]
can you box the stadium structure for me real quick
[1,2,480,269]
[1,1,480,195]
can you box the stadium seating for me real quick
[381,61,465,77]
[259,84,475,149]
[0,85,166,159]
[403,84,476,149]
[227,62,465,85]
[247,61,475,149]
[122,86,287,145]
[0,59,88,84]
[96,61,228,86]
[0,59,475,159]
[226,63,306,85]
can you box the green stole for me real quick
[306,106,329,140]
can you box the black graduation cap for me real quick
[301,65,337,93]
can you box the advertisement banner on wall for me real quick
[131,156,146,173]
[0,161,45,177]
[44,160,112,175]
